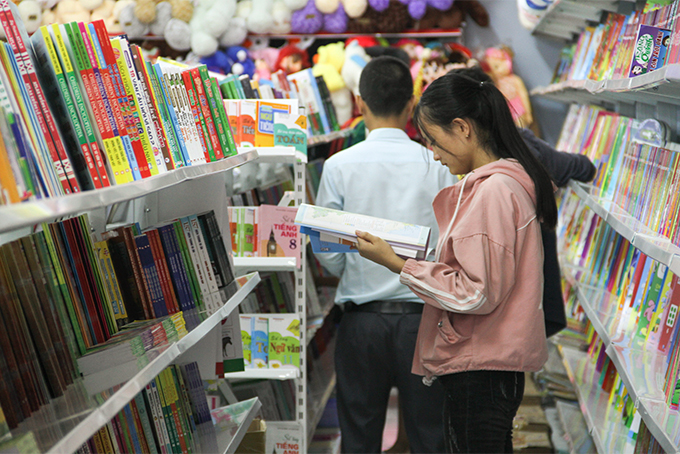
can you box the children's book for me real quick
[257,205,301,262]
[629,24,672,76]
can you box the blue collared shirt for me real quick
[314,128,459,305]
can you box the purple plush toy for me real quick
[400,0,453,20]
[291,0,324,33]
[369,0,390,12]
[323,2,348,32]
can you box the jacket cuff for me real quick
[399,258,419,284]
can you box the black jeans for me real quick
[335,309,446,453]
[439,370,525,453]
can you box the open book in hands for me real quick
[294,204,431,260]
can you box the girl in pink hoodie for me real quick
[355,68,558,453]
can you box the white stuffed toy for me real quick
[270,0,292,34]
[190,0,237,56]
[341,40,369,96]
[17,0,42,34]
[246,0,274,34]
[219,16,248,47]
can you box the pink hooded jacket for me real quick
[399,159,548,383]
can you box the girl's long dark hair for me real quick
[413,69,557,230]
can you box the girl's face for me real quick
[421,120,475,175]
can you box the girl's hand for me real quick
[355,230,406,274]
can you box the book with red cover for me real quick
[115,226,154,319]
[180,70,212,162]
[0,0,79,194]
[145,228,180,315]
[190,67,223,160]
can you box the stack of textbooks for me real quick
[240,271,296,314]
[228,204,301,262]
[220,68,341,138]
[0,3,239,206]
[230,379,296,422]
[240,314,301,370]
[557,104,680,244]
[77,362,214,454]
[295,203,431,260]
[559,192,680,410]
[552,2,680,83]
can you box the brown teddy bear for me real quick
[415,0,488,30]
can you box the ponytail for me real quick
[413,69,557,229]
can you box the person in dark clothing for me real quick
[518,128,596,336]
[462,67,596,337]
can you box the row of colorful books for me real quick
[224,99,305,150]
[230,175,294,208]
[557,104,680,244]
[559,192,680,407]
[220,69,340,138]
[240,314,301,370]
[75,362,214,454]
[241,272,296,315]
[0,208,236,429]
[227,205,301,260]
[0,1,247,205]
[230,379,296,422]
[552,1,680,83]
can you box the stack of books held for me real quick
[294,203,431,260]
[0,0,242,205]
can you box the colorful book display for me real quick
[551,2,680,83]
[239,314,301,370]
[0,9,239,206]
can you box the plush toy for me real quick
[164,18,191,50]
[270,0,292,33]
[17,0,42,33]
[275,44,310,74]
[400,0,452,21]
[134,0,156,23]
[347,0,411,33]
[219,17,248,47]
[290,0,323,34]
[101,0,133,33]
[341,40,369,95]
[323,2,347,32]
[226,45,255,77]
[250,41,280,81]
[200,49,234,74]
[168,0,192,21]
[53,0,91,24]
[80,0,105,12]
[247,0,275,33]
[189,0,237,56]
[416,0,488,29]
[484,46,533,128]
[90,0,115,22]
[313,42,352,124]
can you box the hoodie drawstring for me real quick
[435,173,470,263]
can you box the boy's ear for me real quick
[406,95,416,117]
[355,95,366,115]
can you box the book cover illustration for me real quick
[268,315,300,369]
[257,205,301,262]
[629,25,672,76]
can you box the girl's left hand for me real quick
[355,230,406,274]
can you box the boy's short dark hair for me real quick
[359,56,413,117]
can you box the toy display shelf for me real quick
[561,263,680,453]
[247,29,462,40]
[557,344,636,453]
[530,0,633,40]
[567,181,680,277]
[16,273,260,454]
[531,64,680,108]
[0,150,258,234]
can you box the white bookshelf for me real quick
[531,0,624,41]
[216,398,263,454]
[566,181,680,277]
[226,368,301,380]
[532,64,680,108]
[0,151,258,234]
[29,273,261,454]
[233,257,298,273]
[238,146,307,164]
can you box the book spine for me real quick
[35,26,102,190]
[154,375,180,454]
[160,368,189,454]
[159,225,193,312]
[109,38,157,176]
[147,228,180,314]
[144,384,171,454]
[171,73,206,165]
[181,70,213,162]
[154,64,190,166]
[0,0,80,193]
[135,234,168,317]
[50,24,111,187]
[146,61,183,168]
[174,221,204,314]
[129,395,151,454]
[134,392,159,454]
[122,402,144,454]
[121,227,154,319]
[131,44,172,171]
[191,67,223,160]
